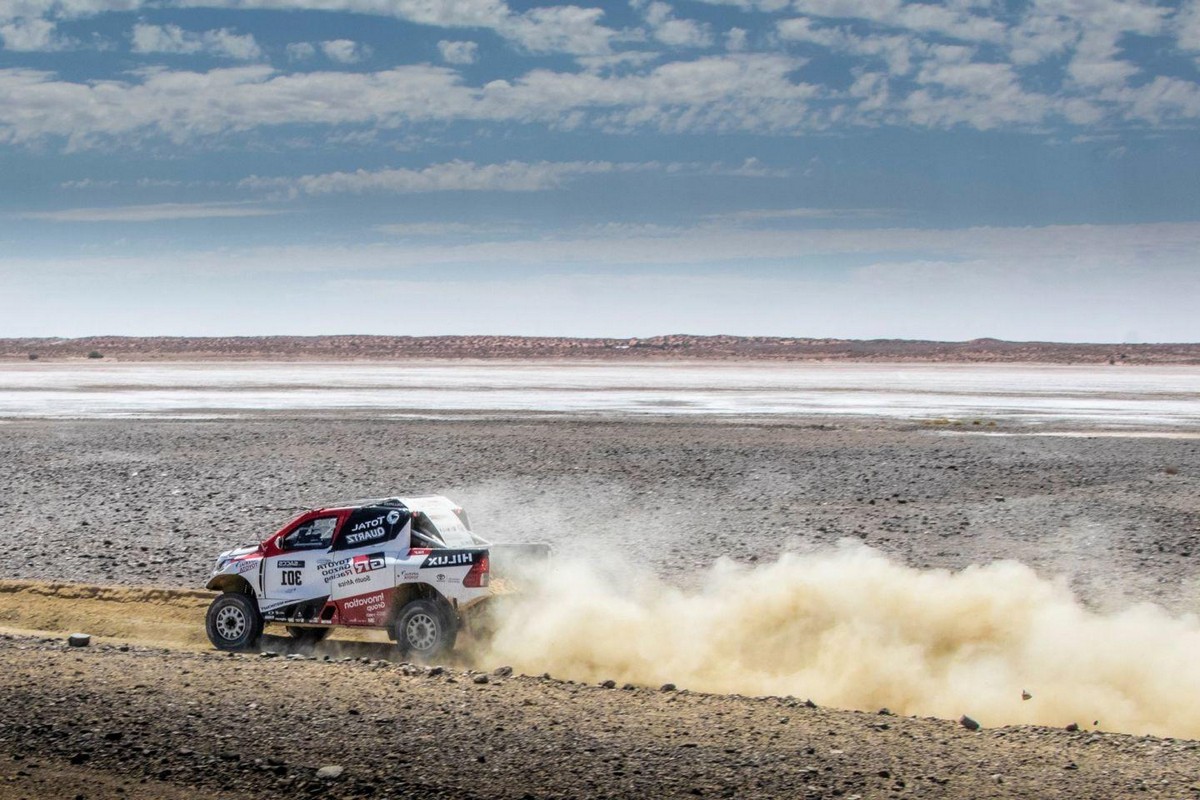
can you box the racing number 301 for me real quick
[281,570,303,586]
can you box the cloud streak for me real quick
[20,201,284,221]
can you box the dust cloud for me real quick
[477,543,1200,738]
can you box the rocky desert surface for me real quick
[4,631,1200,800]
[1,411,1199,798]
[1,416,1196,610]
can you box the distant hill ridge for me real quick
[4,335,1198,364]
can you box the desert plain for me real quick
[0,351,1198,799]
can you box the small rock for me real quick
[67,633,91,648]
[622,683,636,691]
[493,665,513,678]
[1063,762,1078,771]
[316,765,345,779]
[260,651,279,658]
[804,699,818,709]
[600,680,616,689]
[1065,722,1080,732]
[877,708,893,716]
[427,666,444,677]
[660,683,676,692]
[960,715,981,731]
[473,674,489,685]
[1021,690,1032,701]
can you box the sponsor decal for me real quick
[408,548,432,557]
[338,589,389,625]
[421,551,477,569]
[342,514,393,546]
[353,552,386,574]
[343,591,386,611]
[386,510,401,525]
[324,552,386,588]
[262,598,328,623]
[435,573,445,583]
[401,571,418,581]
[235,559,260,574]
[277,559,305,569]
[318,556,353,584]
[344,528,383,546]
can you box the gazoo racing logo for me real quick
[352,552,385,574]
[420,551,477,569]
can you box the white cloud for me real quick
[285,41,315,60]
[724,27,747,51]
[320,38,370,63]
[790,0,1006,43]
[242,159,668,197]
[171,0,619,56]
[635,0,713,48]
[375,221,517,237]
[502,4,616,55]
[1111,75,1200,123]
[0,16,63,50]
[59,177,120,188]
[688,0,790,11]
[131,23,262,59]
[19,201,282,221]
[437,39,478,64]
[4,0,620,57]
[778,19,920,75]
[574,50,660,72]
[0,55,821,148]
[1179,1,1200,51]
[712,206,892,222]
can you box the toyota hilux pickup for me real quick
[204,495,541,658]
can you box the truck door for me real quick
[324,507,411,626]
[261,514,339,621]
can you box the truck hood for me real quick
[218,543,262,562]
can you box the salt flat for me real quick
[0,361,1197,427]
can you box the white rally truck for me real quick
[204,495,539,658]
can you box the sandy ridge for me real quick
[5,335,1200,363]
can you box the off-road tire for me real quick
[286,626,332,644]
[205,592,263,651]
[395,599,457,659]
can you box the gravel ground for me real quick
[2,414,1200,799]
[3,633,1200,800]
[0,416,1197,609]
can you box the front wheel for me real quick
[394,600,457,659]
[205,592,263,651]
[286,626,332,644]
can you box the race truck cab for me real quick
[205,495,507,658]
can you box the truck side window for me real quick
[282,517,338,550]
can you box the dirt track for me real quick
[2,613,1200,800]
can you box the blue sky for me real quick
[1,0,1198,341]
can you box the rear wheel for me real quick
[286,626,332,644]
[205,592,263,651]
[394,600,457,659]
